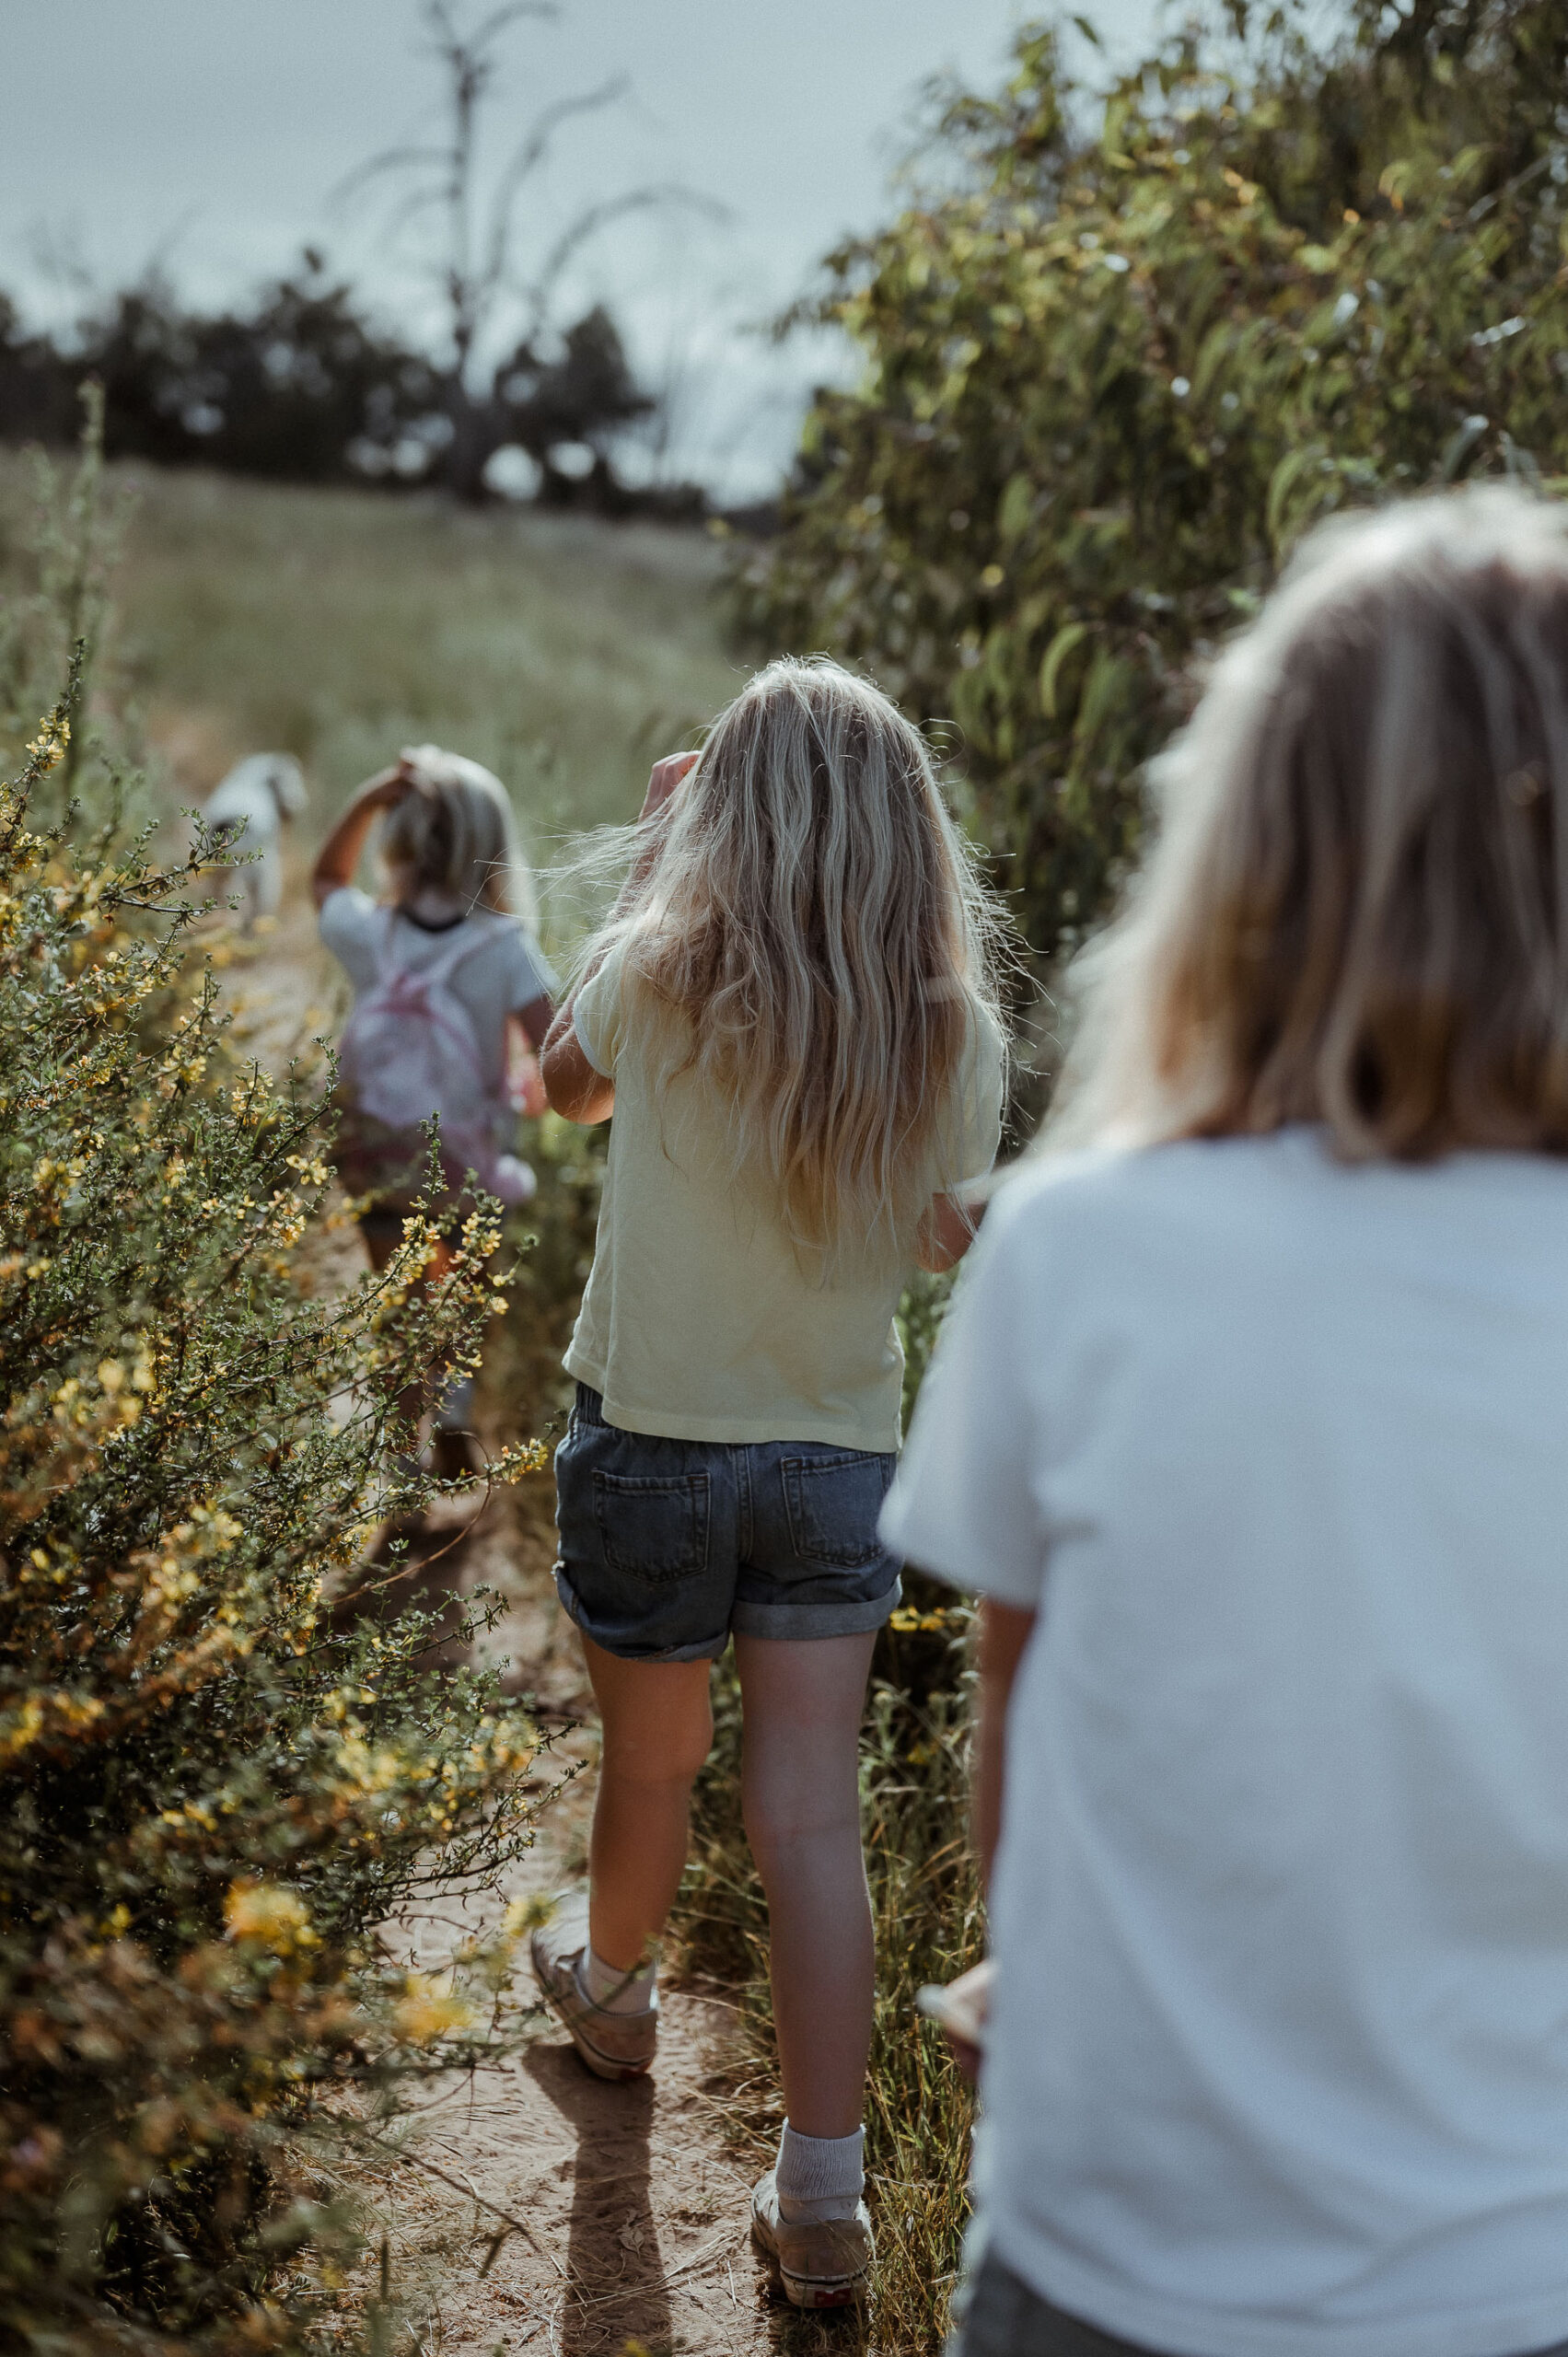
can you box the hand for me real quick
[638,751,699,824]
[354,762,416,812]
[935,1958,992,2084]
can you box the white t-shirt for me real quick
[564,939,1005,1450]
[319,887,556,1098]
[883,1129,1568,2357]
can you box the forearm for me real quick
[973,1599,1036,1892]
[540,998,614,1123]
[311,772,401,908]
[312,806,378,907]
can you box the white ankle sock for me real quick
[578,1944,657,2016]
[774,2121,865,2223]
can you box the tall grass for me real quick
[0,458,741,875]
[677,1598,983,2355]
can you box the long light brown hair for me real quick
[586,657,1008,1265]
[1051,487,1568,1159]
[378,746,539,927]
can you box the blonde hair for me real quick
[585,657,1008,1265]
[1051,486,1568,1160]
[379,745,539,928]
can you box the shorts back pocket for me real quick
[781,1452,894,1570]
[593,1469,711,1585]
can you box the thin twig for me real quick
[338,2119,566,2276]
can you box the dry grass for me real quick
[0,455,743,887]
[676,1596,985,2356]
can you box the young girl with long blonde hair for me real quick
[533,656,1008,2306]
[313,747,555,1483]
[889,486,1568,2357]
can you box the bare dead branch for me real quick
[480,76,630,298]
[376,181,457,256]
[330,144,452,213]
[522,183,732,338]
[469,0,559,49]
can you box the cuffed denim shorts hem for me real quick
[729,1582,900,1644]
[553,1384,902,1662]
[552,1564,733,1664]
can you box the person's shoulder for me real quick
[981,1134,1247,1247]
[319,885,379,946]
[461,911,556,988]
[953,991,1006,1071]
[453,909,532,958]
[991,1129,1342,1258]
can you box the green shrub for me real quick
[739,0,1568,996]
[0,404,566,2357]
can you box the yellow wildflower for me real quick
[224,1880,316,1954]
[503,1891,556,1941]
[392,1974,473,2045]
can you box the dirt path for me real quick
[215,880,786,2357]
[351,1488,778,2357]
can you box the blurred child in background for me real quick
[534,658,1009,2307]
[313,745,554,1480]
[888,487,1568,2357]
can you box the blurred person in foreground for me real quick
[886,486,1568,2357]
[313,746,554,1488]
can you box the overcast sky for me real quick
[4,0,1163,496]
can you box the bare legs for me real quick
[578,1627,877,2139]
[580,1636,714,1972]
[736,1631,877,2138]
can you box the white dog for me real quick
[201,753,308,926]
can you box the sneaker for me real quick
[750,2170,874,2309]
[528,1889,657,2082]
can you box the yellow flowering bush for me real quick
[0,689,555,2352]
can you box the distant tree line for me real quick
[0,252,701,514]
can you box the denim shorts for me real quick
[552,1386,902,1661]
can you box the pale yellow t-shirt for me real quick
[563,941,1005,1451]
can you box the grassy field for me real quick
[0,456,742,900]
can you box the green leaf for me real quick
[1266,444,1325,549]
[1039,621,1089,719]
[1440,413,1491,482]
[997,472,1037,545]
[1191,319,1234,404]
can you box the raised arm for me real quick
[540,1001,614,1124]
[541,749,698,1126]
[310,763,412,910]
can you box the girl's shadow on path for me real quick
[521,2041,671,2356]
